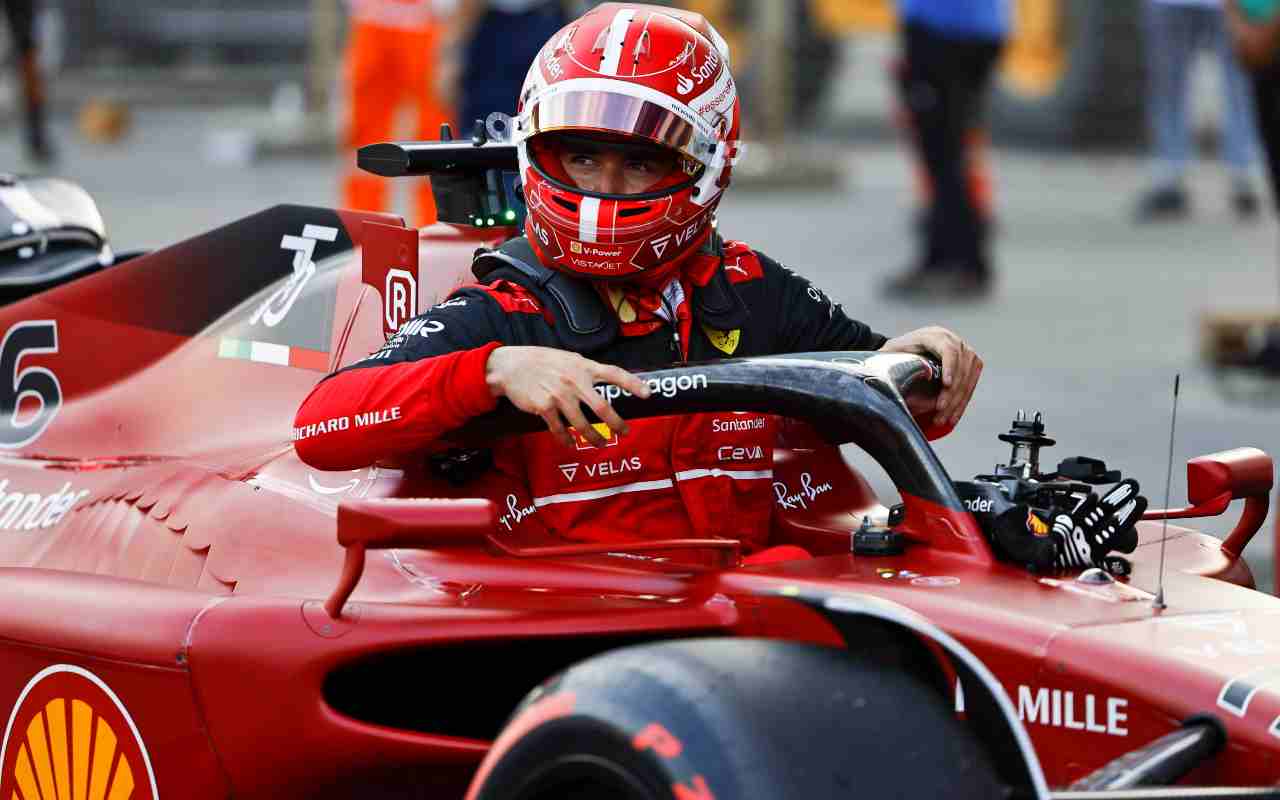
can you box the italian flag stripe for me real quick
[218,337,329,371]
[289,346,330,371]
[250,340,290,366]
[218,338,251,359]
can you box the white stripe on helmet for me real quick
[598,8,637,76]
[579,196,600,242]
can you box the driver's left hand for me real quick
[880,326,983,427]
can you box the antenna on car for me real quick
[1154,374,1181,611]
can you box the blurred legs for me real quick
[885,22,1002,299]
[2,0,53,164]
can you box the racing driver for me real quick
[294,3,1100,564]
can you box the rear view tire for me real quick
[468,638,1007,800]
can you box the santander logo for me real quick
[677,47,720,97]
[688,50,719,85]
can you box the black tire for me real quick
[991,0,1145,149]
[469,639,1008,800]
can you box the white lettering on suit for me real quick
[772,472,834,510]
[497,493,536,531]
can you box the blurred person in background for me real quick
[1227,0,1280,214]
[5,0,52,164]
[342,0,453,226]
[1135,0,1261,223]
[883,0,1008,302]
[1226,0,1280,374]
[436,0,570,134]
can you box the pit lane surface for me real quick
[5,108,1274,588]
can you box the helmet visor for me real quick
[527,130,702,200]
[519,82,723,166]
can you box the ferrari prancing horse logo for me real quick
[0,665,158,800]
[702,324,739,355]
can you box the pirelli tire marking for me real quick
[630,721,717,799]
[0,664,159,800]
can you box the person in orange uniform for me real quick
[342,0,453,227]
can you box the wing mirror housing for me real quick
[323,497,741,619]
[325,498,494,619]
[1142,447,1273,559]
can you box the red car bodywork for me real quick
[0,206,1275,799]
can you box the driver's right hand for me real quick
[485,346,651,449]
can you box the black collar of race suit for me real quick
[471,234,748,354]
[690,234,750,331]
[472,237,618,352]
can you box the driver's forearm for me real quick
[293,342,502,471]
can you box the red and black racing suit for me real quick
[293,238,886,551]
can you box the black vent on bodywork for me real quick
[323,631,719,741]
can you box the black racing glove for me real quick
[1050,479,1146,570]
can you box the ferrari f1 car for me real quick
[0,137,1277,800]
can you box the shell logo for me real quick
[0,665,158,800]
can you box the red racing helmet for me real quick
[513,2,742,281]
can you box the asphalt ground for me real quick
[3,108,1276,589]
